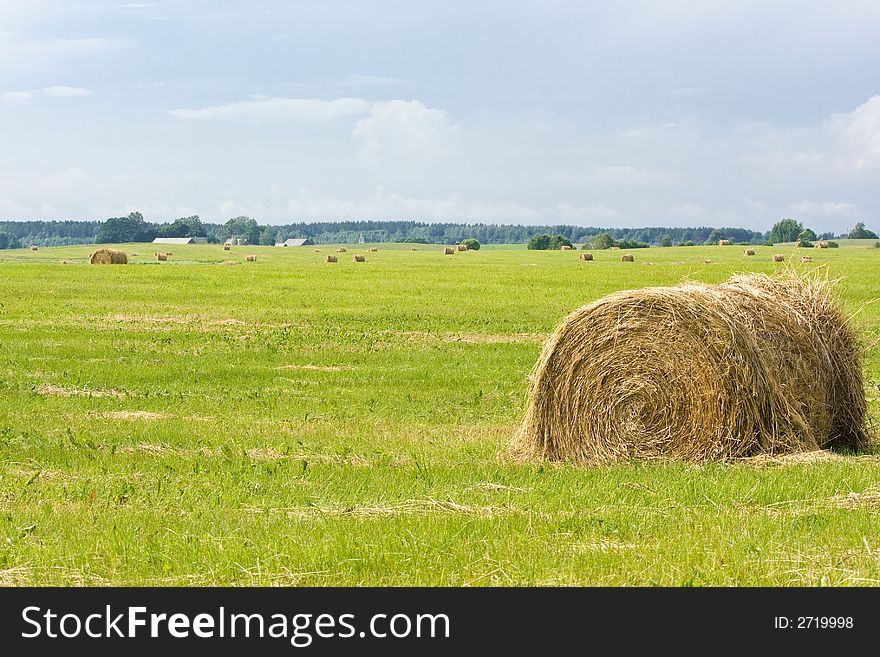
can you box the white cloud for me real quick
[590,165,680,185]
[352,100,460,168]
[668,202,705,218]
[0,85,90,102]
[787,200,859,217]
[169,97,371,121]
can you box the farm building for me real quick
[152,237,208,245]
[274,238,313,247]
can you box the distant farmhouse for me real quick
[274,238,313,247]
[153,237,208,245]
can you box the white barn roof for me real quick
[276,238,310,247]
[153,237,194,245]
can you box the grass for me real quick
[0,241,878,586]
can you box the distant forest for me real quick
[0,214,867,249]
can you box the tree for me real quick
[95,211,155,243]
[259,226,278,246]
[222,216,261,245]
[847,221,879,240]
[585,232,614,250]
[461,238,481,250]
[704,228,724,245]
[548,234,573,250]
[768,218,805,244]
[527,234,552,250]
[0,232,9,249]
[660,234,672,247]
[801,228,818,241]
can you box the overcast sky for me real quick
[1,1,879,232]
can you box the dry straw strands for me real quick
[621,254,634,262]
[443,247,455,255]
[744,249,755,256]
[511,272,870,465]
[718,239,731,245]
[773,254,785,262]
[90,248,128,265]
[156,253,167,261]
[353,254,366,262]
[580,253,594,261]
[325,255,338,263]
[246,255,257,262]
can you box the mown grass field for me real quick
[1,241,879,586]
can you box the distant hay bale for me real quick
[369,247,378,252]
[90,248,128,265]
[325,255,338,263]
[621,254,634,262]
[610,246,621,250]
[337,247,347,253]
[718,239,731,246]
[224,244,231,251]
[30,246,38,251]
[246,255,257,262]
[220,260,238,265]
[353,254,366,262]
[411,247,418,251]
[130,253,138,257]
[816,241,829,249]
[443,247,454,255]
[580,252,593,261]
[560,245,572,251]
[156,253,167,261]
[314,249,322,253]
[510,272,870,464]
[457,244,469,251]
[744,249,755,256]
[772,254,785,262]
[801,255,813,262]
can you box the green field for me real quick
[1,241,879,586]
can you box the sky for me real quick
[1,1,879,232]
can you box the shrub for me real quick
[461,238,481,251]
[828,241,840,248]
[681,241,694,247]
[527,234,552,250]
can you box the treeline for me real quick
[0,215,875,249]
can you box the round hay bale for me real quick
[30,246,38,251]
[90,248,128,265]
[801,255,813,262]
[580,252,593,261]
[325,255,338,263]
[156,253,167,261]
[560,245,572,251]
[621,254,634,262]
[816,241,829,249]
[443,247,454,255]
[337,247,347,253]
[246,255,257,262]
[411,247,418,251]
[744,249,755,256]
[511,272,869,464]
[353,254,366,262]
[369,247,378,252]
[224,244,231,251]
[718,239,731,246]
[314,249,322,253]
[457,244,469,252]
[772,254,785,262]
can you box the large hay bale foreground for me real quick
[744,249,755,256]
[90,248,128,265]
[511,273,869,464]
[325,255,337,263]
[443,247,454,255]
[353,254,365,262]
[621,254,634,262]
[773,254,785,262]
[457,244,469,252]
[580,252,593,261]
[156,253,167,262]
[246,255,257,262]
